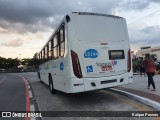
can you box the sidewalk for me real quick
[115,74,160,103]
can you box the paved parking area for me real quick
[115,75,160,103]
[14,72,160,119]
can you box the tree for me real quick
[0,53,38,72]
[27,53,38,66]
[151,54,157,61]
[0,56,20,69]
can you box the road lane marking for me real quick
[30,104,35,111]
[29,90,33,98]
[30,105,36,120]
[28,85,30,89]
[0,75,6,84]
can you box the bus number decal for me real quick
[84,49,99,58]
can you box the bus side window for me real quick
[51,39,54,59]
[48,41,52,60]
[47,44,49,60]
[40,52,42,63]
[42,49,45,63]
[44,46,48,62]
[53,34,59,59]
[60,25,65,57]
[38,54,40,64]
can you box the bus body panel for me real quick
[80,42,128,77]
[68,13,131,78]
[65,77,85,93]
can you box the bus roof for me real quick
[71,12,124,19]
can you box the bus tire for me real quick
[49,75,56,94]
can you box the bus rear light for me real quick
[127,49,131,72]
[71,50,82,78]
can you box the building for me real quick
[136,46,160,62]
[131,51,136,60]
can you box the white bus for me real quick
[37,12,133,94]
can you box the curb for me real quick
[111,88,160,110]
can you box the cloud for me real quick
[119,0,160,11]
[0,0,63,24]
[0,0,64,33]
[0,18,52,34]
[0,28,9,34]
[129,24,160,47]
[0,0,160,44]
[119,0,150,11]
[0,0,124,34]
[129,24,160,52]
[140,26,159,34]
[1,39,24,47]
[22,32,45,41]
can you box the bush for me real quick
[132,59,139,72]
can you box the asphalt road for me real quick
[22,72,158,120]
[0,73,27,111]
[0,73,29,120]
[0,73,159,120]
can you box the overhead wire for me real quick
[128,9,160,25]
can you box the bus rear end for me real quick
[68,13,133,92]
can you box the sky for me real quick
[0,0,160,58]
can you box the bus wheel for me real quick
[49,75,56,94]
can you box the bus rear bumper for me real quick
[83,73,132,92]
[65,73,133,93]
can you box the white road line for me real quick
[28,85,30,89]
[111,88,160,110]
[30,104,35,111]
[25,80,29,85]
[29,90,33,98]
[30,105,36,120]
